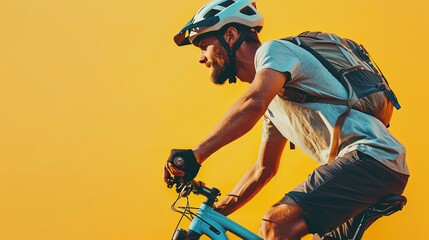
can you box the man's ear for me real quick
[223,26,239,48]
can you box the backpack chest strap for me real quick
[283,87,349,106]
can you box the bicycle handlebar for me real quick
[168,177,221,207]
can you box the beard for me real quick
[209,48,235,85]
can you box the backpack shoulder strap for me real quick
[283,37,343,81]
[328,108,351,162]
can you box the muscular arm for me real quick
[215,138,287,216]
[193,68,287,164]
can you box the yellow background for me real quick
[0,0,427,239]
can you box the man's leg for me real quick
[259,195,309,240]
[263,150,408,239]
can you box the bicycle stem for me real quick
[190,180,221,207]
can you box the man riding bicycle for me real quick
[163,0,409,239]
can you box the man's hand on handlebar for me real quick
[163,149,201,187]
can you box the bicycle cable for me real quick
[170,193,191,239]
[170,191,222,237]
[171,194,192,221]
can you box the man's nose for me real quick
[198,52,207,64]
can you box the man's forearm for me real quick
[215,163,276,216]
[193,95,266,164]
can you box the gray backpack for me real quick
[282,31,401,160]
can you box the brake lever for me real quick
[179,182,193,197]
[168,176,191,195]
[167,176,183,189]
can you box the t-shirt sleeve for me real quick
[255,40,302,81]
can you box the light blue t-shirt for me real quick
[255,40,409,175]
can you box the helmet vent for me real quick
[219,0,235,8]
[239,6,256,16]
[203,9,221,18]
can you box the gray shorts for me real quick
[286,150,409,236]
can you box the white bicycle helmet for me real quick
[174,0,264,46]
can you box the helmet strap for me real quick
[216,30,250,84]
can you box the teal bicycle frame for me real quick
[186,202,262,239]
[170,180,262,240]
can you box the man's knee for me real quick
[259,196,308,239]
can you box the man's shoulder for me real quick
[260,39,298,49]
[257,39,301,57]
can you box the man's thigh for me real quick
[286,150,408,237]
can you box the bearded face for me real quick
[196,35,235,85]
[209,45,235,85]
